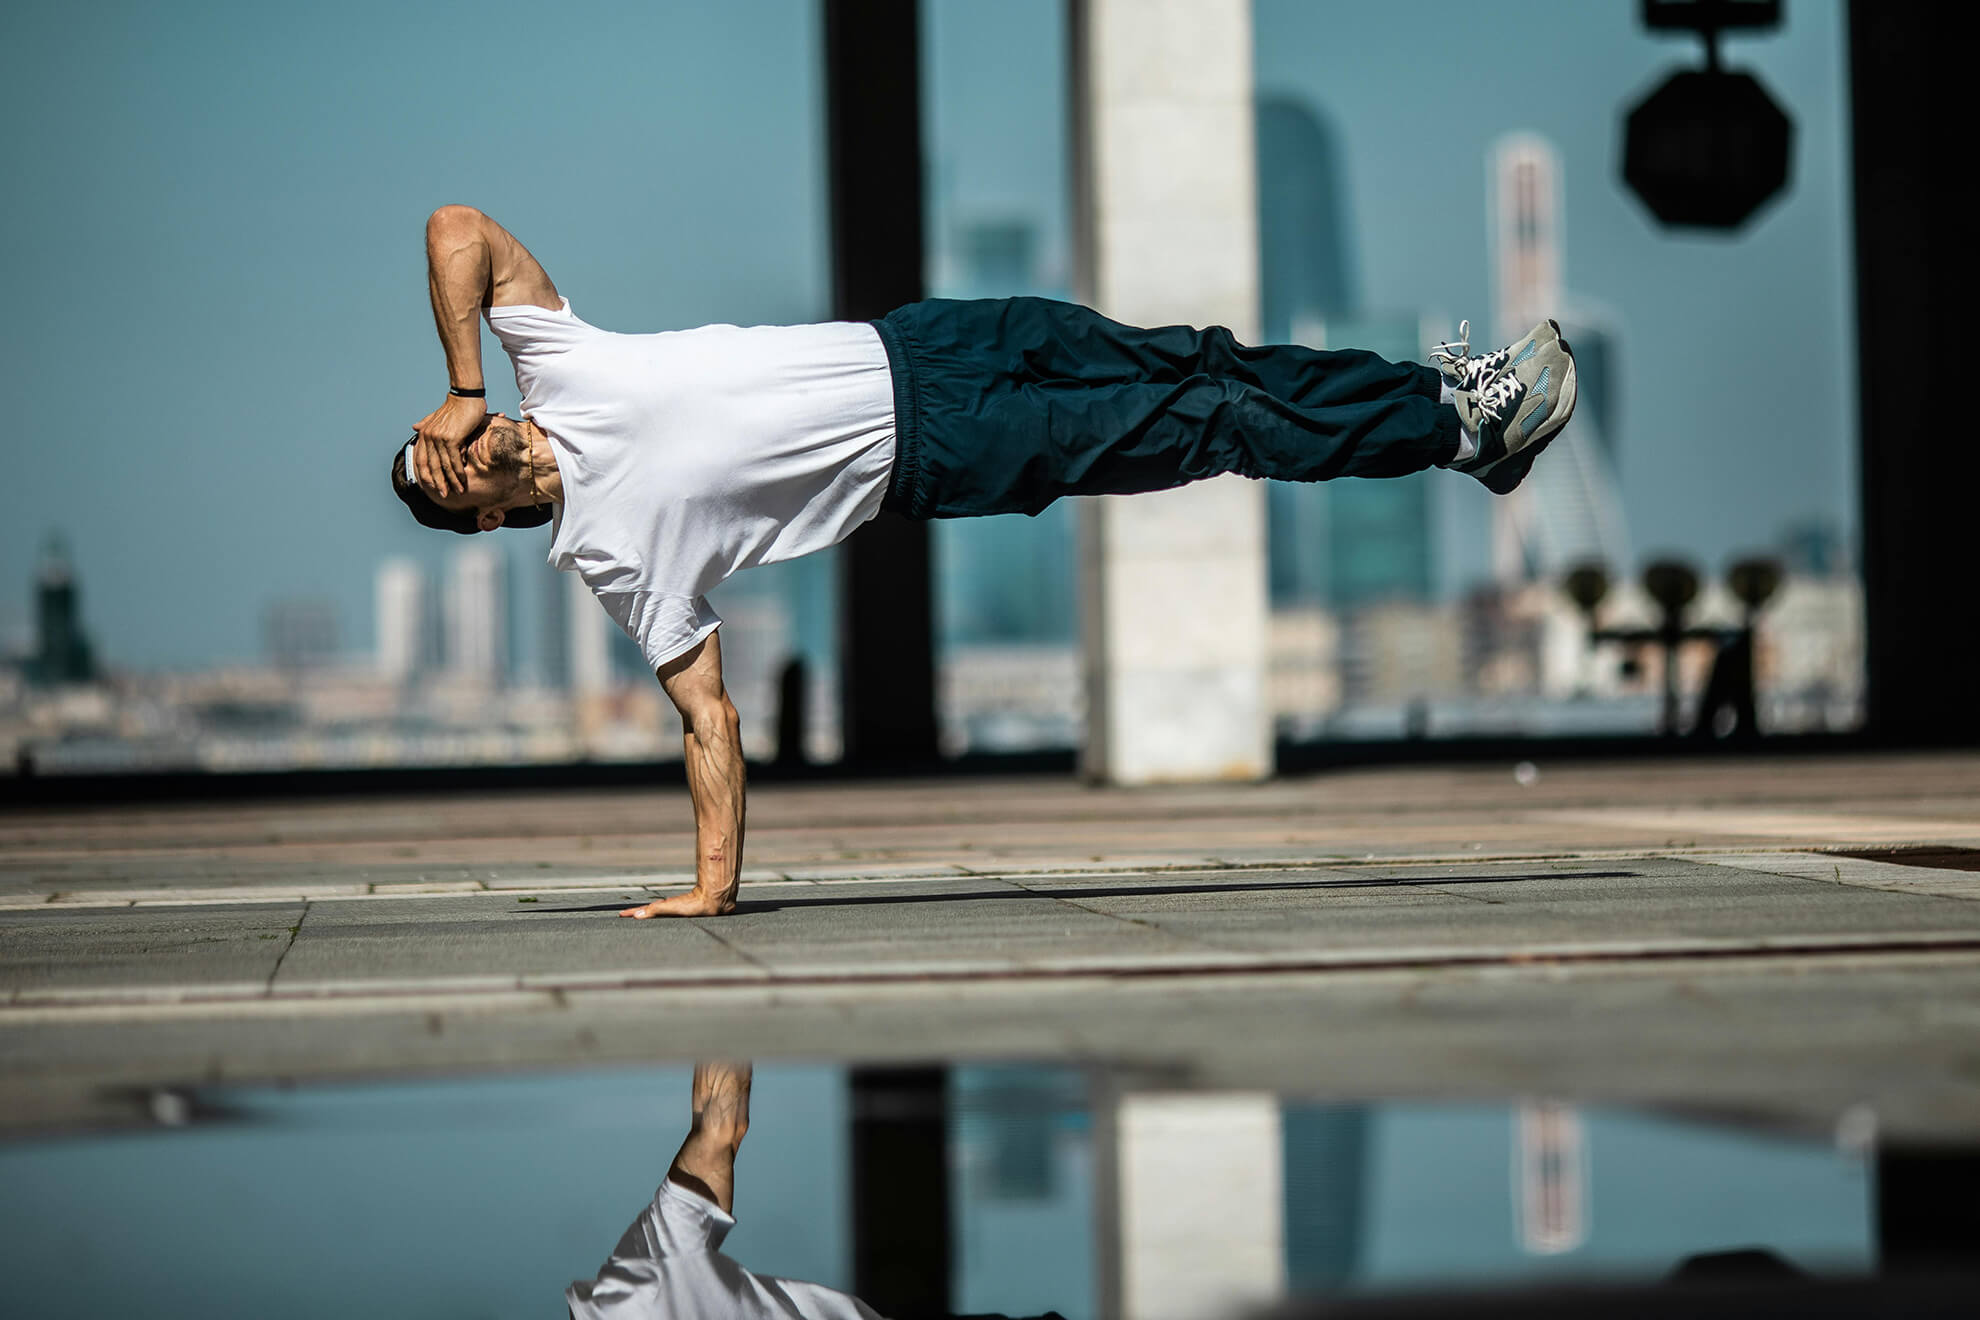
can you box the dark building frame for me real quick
[824,0,940,768]
[1848,1,1976,746]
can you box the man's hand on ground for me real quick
[411,394,487,495]
[620,887,738,919]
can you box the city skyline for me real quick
[1,1,1856,676]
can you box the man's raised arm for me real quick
[621,632,747,919]
[410,205,560,495]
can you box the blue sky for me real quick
[1,0,829,670]
[0,0,1856,670]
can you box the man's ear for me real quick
[477,508,507,532]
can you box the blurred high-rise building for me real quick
[952,218,1038,298]
[27,534,97,686]
[1492,136,1561,342]
[374,558,428,684]
[1256,96,1358,346]
[263,598,339,674]
[446,545,506,686]
[537,561,569,690]
[1488,134,1628,586]
[566,571,612,696]
[1256,96,1434,613]
[934,210,1077,658]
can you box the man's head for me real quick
[389,414,552,534]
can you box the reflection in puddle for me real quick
[0,1064,1906,1318]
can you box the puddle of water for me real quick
[0,1064,1904,1319]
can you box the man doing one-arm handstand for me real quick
[391,207,1577,919]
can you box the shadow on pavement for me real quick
[511,870,1644,916]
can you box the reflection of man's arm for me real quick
[565,1061,756,1318]
[668,1061,752,1214]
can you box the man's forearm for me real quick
[424,207,492,391]
[683,711,747,910]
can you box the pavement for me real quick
[6,751,1980,1140]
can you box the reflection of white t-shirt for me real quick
[489,300,896,672]
[566,1179,886,1320]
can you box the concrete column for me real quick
[1070,0,1272,784]
[1099,1091,1285,1320]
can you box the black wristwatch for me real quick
[449,385,486,398]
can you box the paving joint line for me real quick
[264,902,309,990]
[1007,874,1275,960]
[687,920,774,977]
[1023,886,1208,948]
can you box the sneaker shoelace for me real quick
[1429,320,1509,390]
[1471,367,1524,429]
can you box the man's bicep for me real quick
[480,213,561,311]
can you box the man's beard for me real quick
[487,421,530,485]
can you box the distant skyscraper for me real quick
[955,218,1038,296]
[1492,135,1563,346]
[1255,96,1359,343]
[566,571,612,696]
[1318,316,1437,608]
[939,512,1075,645]
[1488,134,1629,586]
[263,598,339,673]
[538,562,569,690]
[932,210,1077,653]
[446,544,506,685]
[1256,97,1434,610]
[374,558,428,683]
[27,534,97,685]
[1776,516,1849,578]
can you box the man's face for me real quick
[425,416,529,530]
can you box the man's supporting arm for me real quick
[622,632,747,919]
[411,205,561,495]
[666,1061,752,1214]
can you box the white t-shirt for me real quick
[566,1179,887,1320]
[488,300,897,671]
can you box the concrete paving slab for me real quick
[16,858,1980,1003]
[7,754,1980,1140]
[271,893,757,985]
[1701,850,1980,901]
[0,903,305,993]
[709,879,1208,976]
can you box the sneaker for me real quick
[1433,319,1578,495]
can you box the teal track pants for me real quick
[871,296,1460,520]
